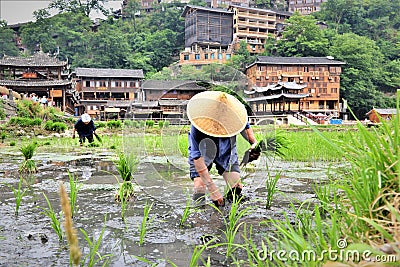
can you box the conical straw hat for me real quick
[187,91,248,137]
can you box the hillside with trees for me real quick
[0,0,399,118]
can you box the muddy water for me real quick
[0,144,341,266]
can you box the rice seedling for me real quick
[80,217,112,267]
[265,172,280,209]
[113,153,138,220]
[19,142,38,173]
[242,225,269,267]
[41,193,63,241]
[189,237,219,267]
[59,182,81,266]
[9,177,27,216]
[68,171,82,218]
[179,191,198,227]
[211,194,252,260]
[114,153,137,203]
[139,200,155,246]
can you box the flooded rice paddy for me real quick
[0,137,342,266]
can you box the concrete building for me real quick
[288,0,327,15]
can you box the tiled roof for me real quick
[367,108,397,115]
[0,51,67,67]
[75,68,144,78]
[245,82,306,94]
[246,93,309,102]
[252,56,346,66]
[229,5,292,16]
[182,5,233,17]
[142,80,205,91]
[0,80,71,87]
[158,99,188,106]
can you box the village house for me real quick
[72,67,144,119]
[179,5,235,68]
[245,56,346,119]
[179,5,292,67]
[366,108,397,123]
[288,0,328,15]
[0,51,72,112]
[132,80,205,121]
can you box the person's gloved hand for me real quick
[248,142,260,162]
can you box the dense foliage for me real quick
[0,0,398,118]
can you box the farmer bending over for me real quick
[73,113,96,146]
[187,91,258,207]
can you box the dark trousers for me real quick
[79,135,94,144]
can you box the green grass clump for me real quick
[145,120,154,127]
[0,100,5,119]
[9,117,42,127]
[106,120,122,129]
[44,120,67,132]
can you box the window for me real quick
[85,81,90,87]
[184,55,189,60]
[218,53,223,59]
[195,54,200,60]
[331,88,338,93]
[226,54,231,59]
[205,54,209,59]
[211,54,215,59]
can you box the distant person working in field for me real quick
[73,113,96,146]
[187,91,259,207]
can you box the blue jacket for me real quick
[188,123,250,173]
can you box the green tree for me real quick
[48,0,109,17]
[0,21,20,56]
[329,33,389,118]
[73,21,131,69]
[20,17,57,54]
[226,40,254,72]
[276,12,328,57]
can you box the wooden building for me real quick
[72,67,144,118]
[245,56,345,116]
[228,5,291,54]
[366,108,397,123]
[288,0,327,15]
[132,80,206,120]
[179,5,234,67]
[179,5,292,67]
[0,51,72,112]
